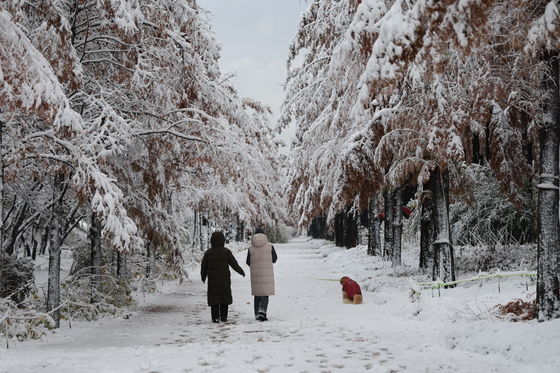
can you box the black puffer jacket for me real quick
[201,232,245,306]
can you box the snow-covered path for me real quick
[1,239,559,372]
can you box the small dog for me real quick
[340,276,363,304]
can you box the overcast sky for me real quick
[197,0,309,125]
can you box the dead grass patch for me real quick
[495,298,536,321]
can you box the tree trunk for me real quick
[367,195,382,256]
[89,212,102,302]
[166,190,173,215]
[117,251,127,277]
[4,202,28,256]
[199,211,204,251]
[325,214,334,241]
[383,190,394,258]
[343,208,358,249]
[308,216,319,238]
[46,173,65,328]
[31,227,38,261]
[39,224,50,256]
[193,210,198,249]
[320,214,328,239]
[430,167,456,284]
[537,52,560,321]
[24,238,31,257]
[146,240,154,278]
[419,189,434,272]
[334,212,344,247]
[392,188,403,267]
[236,216,245,242]
[0,119,3,256]
[309,214,328,239]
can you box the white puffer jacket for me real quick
[248,233,275,296]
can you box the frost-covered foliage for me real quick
[450,165,536,246]
[284,0,558,318]
[1,0,137,253]
[283,0,555,227]
[282,0,373,225]
[61,267,134,321]
[1,0,286,255]
[1,0,288,329]
[0,296,56,341]
[454,244,537,273]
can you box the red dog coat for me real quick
[340,277,362,299]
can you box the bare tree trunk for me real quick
[199,212,203,251]
[145,241,154,278]
[235,215,244,242]
[334,213,344,247]
[0,119,3,256]
[193,210,198,249]
[89,212,102,302]
[46,173,65,328]
[24,235,31,257]
[383,190,394,259]
[31,225,38,261]
[39,224,50,256]
[320,214,327,239]
[537,52,560,321]
[392,187,403,267]
[166,190,173,215]
[419,189,434,272]
[117,251,127,277]
[367,195,382,256]
[309,214,328,239]
[343,208,358,249]
[430,167,456,284]
[4,202,28,256]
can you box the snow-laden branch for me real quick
[81,58,135,73]
[134,129,205,143]
[526,1,560,55]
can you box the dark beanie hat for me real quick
[210,231,226,248]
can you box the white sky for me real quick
[197,0,309,127]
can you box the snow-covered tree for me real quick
[1,0,288,327]
[285,0,559,298]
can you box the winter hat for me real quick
[210,231,226,248]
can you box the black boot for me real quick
[219,304,228,322]
[211,305,220,323]
[256,311,267,321]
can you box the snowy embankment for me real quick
[1,238,559,373]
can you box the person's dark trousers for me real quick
[254,296,269,320]
[211,304,229,322]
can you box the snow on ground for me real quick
[1,238,559,373]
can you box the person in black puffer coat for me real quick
[201,231,245,323]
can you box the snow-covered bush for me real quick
[60,266,134,321]
[454,244,537,273]
[263,224,292,244]
[450,165,535,246]
[0,295,55,341]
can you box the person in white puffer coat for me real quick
[246,229,278,321]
